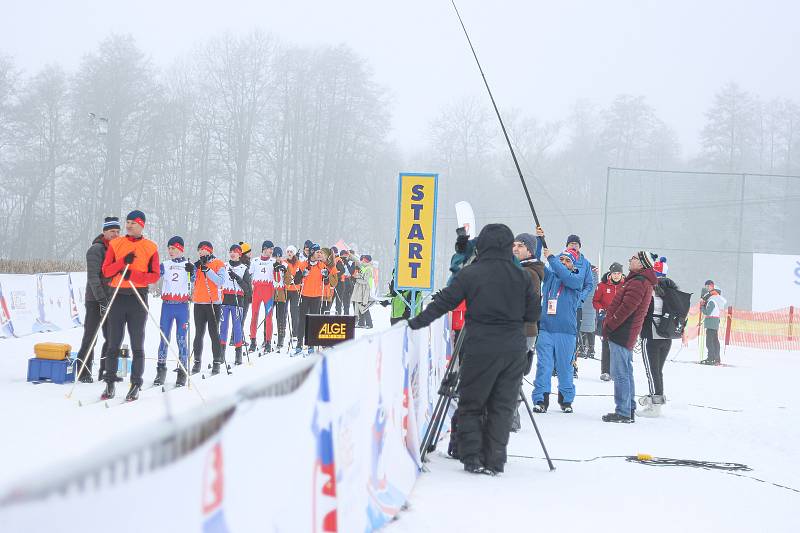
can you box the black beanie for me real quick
[262,240,274,250]
[127,209,146,227]
[566,234,581,247]
[103,216,120,231]
[167,236,184,251]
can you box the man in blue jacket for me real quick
[532,246,583,413]
[535,230,594,305]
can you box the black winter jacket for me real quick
[408,224,539,355]
[85,234,111,303]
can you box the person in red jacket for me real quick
[601,251,658,423]
[592,262,625,381]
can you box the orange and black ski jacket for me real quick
[102,235,160,294]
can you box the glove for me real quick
[123,252,135,265]
[293,271,304,284]
[302,269,310,278]
[201,264,209,273]
[380,300,390,307]
[321,268,329,277]
[185,262,195,273]
[229,270,241,281]
[123,270,132,280]
[455,233,469,254]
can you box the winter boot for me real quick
[175,367,187,388]
[262,341,271,354]
[652,394,666,404]
[191,359,202,375]
[249,338,257,353]
[79,372,94,384]
[638,404,661,417]
[235,347,243,366]
[464,463,496,476]
[638,395,654,408]
[153,365,167,386]
[211,362,221,375]
[125,383,141,402]
[532,402,547,413]
[601,412,633,423]
[561,403,573,413]
[600,373,611,382]
[100,381,115,400]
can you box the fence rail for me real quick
[683,304,798,351]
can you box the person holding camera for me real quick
[408,223,538,475]
[99,210,160,401]
[191,241,226,374]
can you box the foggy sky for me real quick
[3,0,799,157]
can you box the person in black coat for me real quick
[408,223,539,475]
[75,217,121,382]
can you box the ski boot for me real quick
[191,359,202,375]
[234,347,243,366]
[561,403,573,413]
[125,383,141,402]
[292,346,303,357]
[261,341,272,354]
[79,372,94,384]
[276,336,284,351]
[153,365,167,386]
[249,338,258,353]
[307,346,315,355]
[600,373,611,381]
[175,367,187,388]
[211,362,221,375]
[100,381,115,400]
[532,402,547,413]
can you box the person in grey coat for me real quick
[75,217,120,382]
[579,265,599,358]
[351,262,374,328]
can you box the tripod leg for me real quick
[520,391,555,471]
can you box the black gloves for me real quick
[229,270,241,281]
[185,262,195,274]
[455,233,469,254]
[123,270,132,280]
[321,268,329,277]
[123,252,135,265]
[293,270,304,284]
[274,263,286,273]
[380,300,390,307]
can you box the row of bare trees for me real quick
[0,33,397,262]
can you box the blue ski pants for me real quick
[158,302,189,366]
[220,304,244,348]
[532,330,576,404]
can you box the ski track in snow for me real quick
[387,343,800,533]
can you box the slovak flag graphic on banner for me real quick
[312,358,338,533]
[201,442,231,533]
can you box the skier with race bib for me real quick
[155,235,193,387]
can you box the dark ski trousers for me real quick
[358,309,373,327]
[601,336,611,374]
[193,303,223,365]
[457,350,526,472]
[76,300,109,379]
[642,338,671,396]
[322,299,333,314]
[287,291,301,338]
[706,328,721,362]
[297,296,322,348]
[104,292,148,386]
[335,280,353,315]
[275,299,288,345]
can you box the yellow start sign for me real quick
[394,173,438,290]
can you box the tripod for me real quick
[419,325,555,471]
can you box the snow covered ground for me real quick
[2,304,799,532]
[388,342,800,532]
[0,300,391,495]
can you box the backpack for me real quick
[655,286,692,339]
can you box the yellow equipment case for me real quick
[33,342,72,360]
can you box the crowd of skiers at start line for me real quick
[402,222,725,476]
[73,211,379,403]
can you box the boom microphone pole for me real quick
[450,0,547,249]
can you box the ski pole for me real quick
[67,264,129,400]
[450,0,547,248]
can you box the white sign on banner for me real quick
[69,271,88,325]
[752,253,800,311]
[0,274,43,337]
[39,273,75,331]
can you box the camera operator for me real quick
[408,224,538,476]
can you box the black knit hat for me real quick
[198,241,213,253]
[609,262,624,273]
[126,209,146,227]
[102,216,120,231]
[637,250,658,270]
[566,234,581,247]
[261,240,274,250]
[167,236,184,251]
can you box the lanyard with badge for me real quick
[547,284,563,315]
